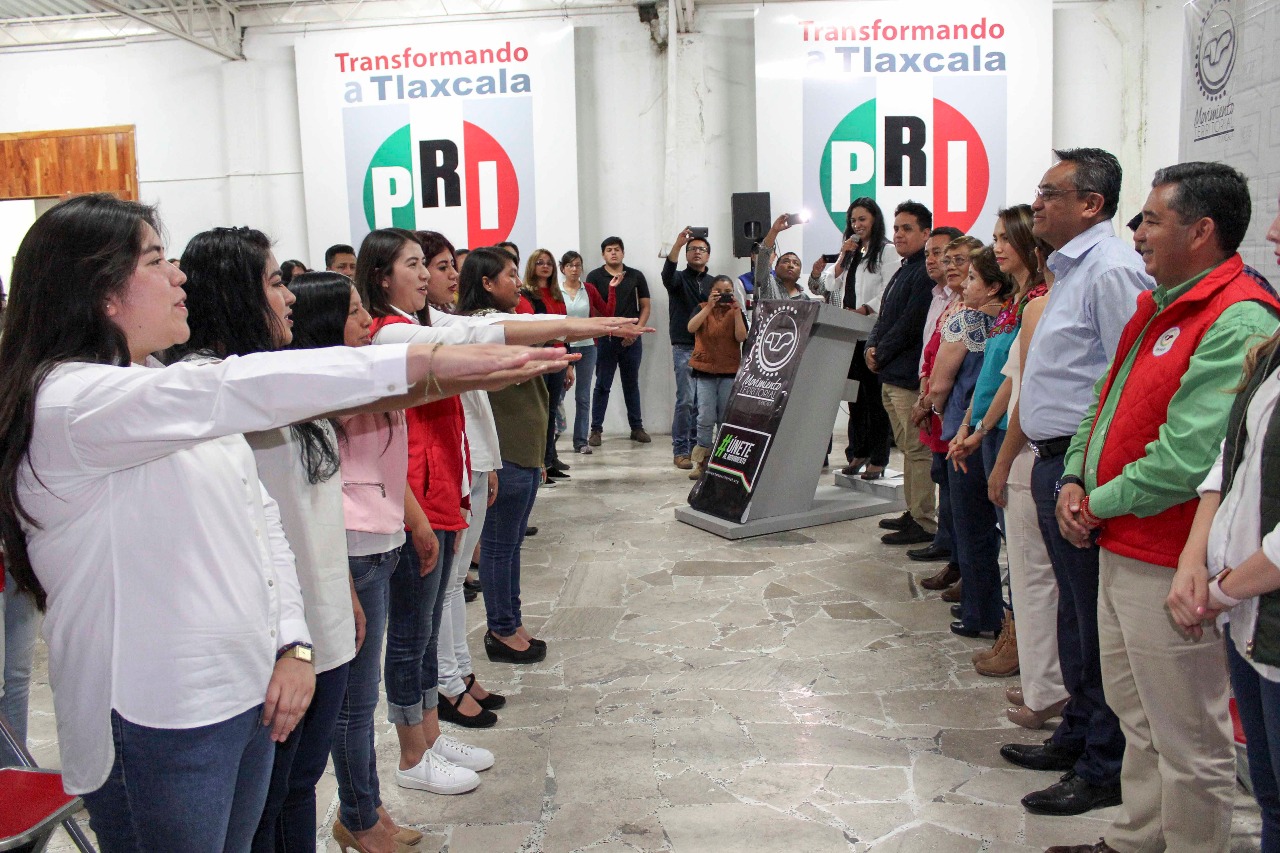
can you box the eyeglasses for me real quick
[941,256,969,268]
[686,246,709,254]
[1034,185,1091,201]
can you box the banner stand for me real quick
[676,304,905,539]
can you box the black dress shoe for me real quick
[546,467,571,479]
[1022,771,1122,816]
[484,631,547,664]
[551,459,570,470]
[882,521,934,545]
[464,587,478,603]
[526,526,539,537]
[908,543,953,563]
[950,604,963,618]
[950,620,999,639]
[878,511,912,531]
[464,576,482,593]
[1000,739,1082,772]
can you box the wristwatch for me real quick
[1055,475,1084,497]
[276,641,314,664]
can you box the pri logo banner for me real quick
[346,101,533,250]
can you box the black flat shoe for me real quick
[1021,771,1121,816]
[1000,739,1082,772]
[950,620,1000,639]
[464,576,482,593]
[437,692,497,728]
[464,587,478,603]
[546,467,571,479]
[484,631,546,664]
[525,526,539,537]
[551,459,570,470]
[909,544,953,563]
[882,521,934,545]
[463,673,506,710]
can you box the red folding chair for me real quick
[0,716,94,852]
[0,767,81,852]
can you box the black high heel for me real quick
[860,465,886,480]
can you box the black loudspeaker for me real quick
[731,192,771,259]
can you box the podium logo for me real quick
[362,121,520,246]
[756,314,801,373]
[1194,0,1236,100]
[819,96,990,234]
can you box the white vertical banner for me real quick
[1179,0,1280,272]
[294,21,579,258]
[754,1,1052,262]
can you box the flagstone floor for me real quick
[33,437,1262,851]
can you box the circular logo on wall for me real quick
[755,312,801,374]
[1195,0,1237,100]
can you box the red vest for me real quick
[1089,254,1280,567]
[371,315,471,531]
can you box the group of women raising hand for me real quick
[0,194,646,853]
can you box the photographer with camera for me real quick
[686,276,749,480]
[663,227,716,470]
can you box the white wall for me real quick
[0,0,1184,435]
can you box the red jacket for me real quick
[370,315,471,531]
[1089,254,1280,567]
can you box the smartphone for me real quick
[689,227,709,240]
[785,212,810,227]
[821,253,839,264]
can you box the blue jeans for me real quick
[253,663,349,853]
[332,548,398,832]
[84,705,273,852]
[544,367,567,466]
[929,452,956,556]
[385,531,454,725]
[571,345,597,450]
[1228,623,1280,852]
[671,344,697,457]
[947,449,1003,633]
[592,337,644,432]
[694,375,734,449]
[1031,454,1124,786]
[1,571,40,745]
[479,462,541,636]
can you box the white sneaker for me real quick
[395,750,480,794]
[430,734,495,772]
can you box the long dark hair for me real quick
[288,271,354,350]
[844,196,888,274]
[996,205,1051,297]
[175,228,340,485]
[457,247,512,315]
[356,228,419,319]
[416,230,457,323]
[0,193,155,607]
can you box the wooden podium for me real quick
[675,302,905,539]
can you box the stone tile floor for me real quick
[32,437,1262,851]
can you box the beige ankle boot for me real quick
[689,445,710,480]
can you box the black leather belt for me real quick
[1029,436,1074,459]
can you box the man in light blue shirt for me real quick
[999,148,1154,819]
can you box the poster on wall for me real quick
[689,300,820,523]
[754,0,1052,264]
[294,21,578,258]
[1179,0,1279,272]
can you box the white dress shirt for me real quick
[21,345,411,793]
[1200,370,1280,683]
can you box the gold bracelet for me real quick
[426,342,445,398]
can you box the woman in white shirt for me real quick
[1169,198,1280,849]
[810,197,900,479]
[0,194,569,852]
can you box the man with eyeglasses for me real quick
[663,227,716,470]
[999,148,1153,821]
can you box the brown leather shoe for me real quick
[940,580,963,603]
[1045,839,1119,853]
[920,562,960,590]
[1006,685,1024,706]
[976,613,1019,676]
[674,455,693,470]
[1007,696,1069,729]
